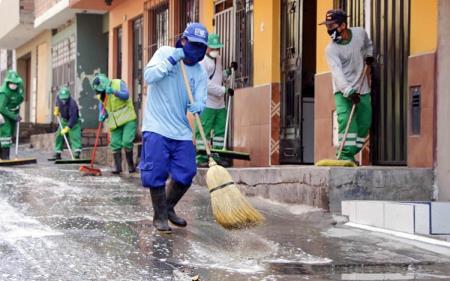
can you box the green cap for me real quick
[92,73,110,92]
[207,33,224,49]
[58,86,70,100]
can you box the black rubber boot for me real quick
[149,187,172,233]
[73,151,80,159]
[1,148,10,160]
[166,180,190,227]
[112,151,122,175]
[125,149,136,173]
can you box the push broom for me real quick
[180,61,264,229]
[54,116,91,164]
[0,119,37,166]
[315,65,368,167]
[79,119,103,176]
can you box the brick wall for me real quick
[34,0,63,18]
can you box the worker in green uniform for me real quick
[92,73,137,174]
[0,70,24,160]
[321,9,374,164]
[53,87,82,160]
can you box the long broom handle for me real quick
[223,68,235,150]
[336,65,368,159]
[57,116,74,160]
[180,61,212,157]
[15,119,20,158]
[90,96,108,168]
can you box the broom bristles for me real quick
[315,159,357,167]
[206,162,264,229]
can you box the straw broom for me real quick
[180,61,264,229]
[315,65,368,167]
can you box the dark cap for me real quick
[319,9,348,25]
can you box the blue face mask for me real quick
[182,41,207,66]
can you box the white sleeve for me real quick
[326,46,353,96]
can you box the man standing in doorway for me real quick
[196,33,237,167]
[321,9,374,164]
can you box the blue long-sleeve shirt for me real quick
[142,46,207,141]
[56,96,79,128]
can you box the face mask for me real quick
[8,83,18,90]
[328,27,342,42]
[183,41,207,66]
[209,50,219,58]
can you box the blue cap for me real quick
[182,23,208,45]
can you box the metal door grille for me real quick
[179,0,199,34]
[335,0,365,27]
[132,16,144,136]
[115,26,123,79]
[148,3,169,59]
[214,2,234,76]
[370,0,410,165]
[52,35,76,102]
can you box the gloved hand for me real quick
[230,61,238,71]
[99,112,108,122]
[61,126,70,135]
[168,48,185,65]
[226,88,234,96]
[188,101,205,114]
[16,115,22,122]
[349,92,361,104]
[53,107,60,117]
[365,56,375,65]
[106,86,115,95]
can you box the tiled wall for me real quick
[407,52,436,168]
[233,84,281,167]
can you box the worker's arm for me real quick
[144,47,184,85]
[67,100,79,129]
[0,94,18,120]
[326,47,354,97]
[112,81,130,100]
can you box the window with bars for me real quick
[214,0,253,89]
[334,0,365,27]
[115,26,123,79]
[51,35,76,100]
[148,4,169,59]
[179,0,199,35]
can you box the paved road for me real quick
[1,151,450,280]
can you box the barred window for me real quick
[148,3,169,59]
[114,26,123,79]
[179,0,199,34]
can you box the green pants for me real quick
[55,119,82,153]
[110,120,136,152]
[0,118,14,148]
[195,107,227,164]
[335,93,372,161]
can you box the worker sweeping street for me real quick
[92,73,137,175]
[321,9,374,165]
[53,87,82,160]
[140,23,208,233]
[0,70,24,160]
[196,33,237,167]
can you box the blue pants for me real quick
[139,132,197,188]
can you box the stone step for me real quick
[342,200,450,235]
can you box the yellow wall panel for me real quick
[199,0,214,32]
[410,0,438,55]
[316,0,333,73]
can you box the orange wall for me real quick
[316,0,333,74]
[108,0,144,86]
[199,0,214,32]
[410,0,438,55]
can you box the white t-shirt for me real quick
[199,55,227,109]
[326,27,373,96]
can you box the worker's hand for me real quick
[188,101,205,115]
[16,115,22,122]
[226,88,234,96]
[349,92,361,105]
[168,48,185,65]
[230,61,238,71]
[53,106,60,117]
[61,126,70,135]
[99,112,108,122]
[105,86,114,95]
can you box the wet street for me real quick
[1,151,450,280]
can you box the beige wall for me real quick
[436,0,450,200]
[16,31,52,123]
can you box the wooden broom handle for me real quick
[180,61,212,157]
[337,65,368,159]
